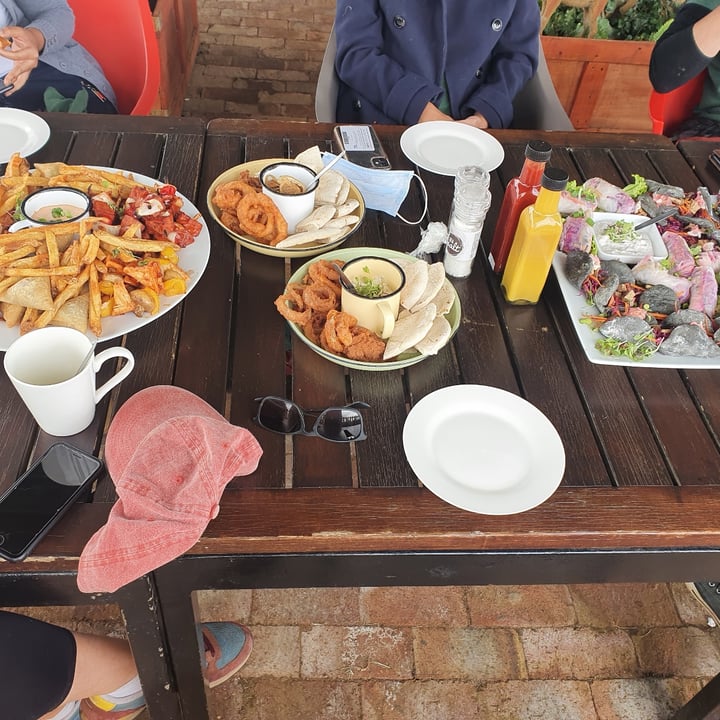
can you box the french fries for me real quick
[0,155,198,337]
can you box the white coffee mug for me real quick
[9,187,91,232]
[340,257,405,339]
[259,161,316,233]
[3,327,134,436]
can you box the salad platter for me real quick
[552,174,720,367]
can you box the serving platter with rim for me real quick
[0,167,210,351]
[283,247,461,372]
[206,158,365,258]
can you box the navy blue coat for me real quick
[334,0,540,128]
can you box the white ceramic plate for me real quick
[400,121,505,176]
[283,247,461,372]
[0,168,210,350]
[592,212,667,264]
[403,385,565,515]
[207,159,365,258]
[552,251,720,368]
[0,108,50,164]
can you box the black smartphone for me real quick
[0,82,13,96]
[709,149,720,173]
[333,124,392,169]
[0,443,104,562]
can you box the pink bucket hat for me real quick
[77,385,262,593]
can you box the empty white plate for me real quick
[0,108,50,164]
[403,385,565,514]
[400,121,505,176]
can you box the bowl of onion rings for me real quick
[275,247,462,372]
[207,159,365,258]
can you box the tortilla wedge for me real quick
[398,259,429,310]
[274,227,344,249]
[0,301,24,328]
[49,293,89,334]
[383,303,436,360]
[414,315,452,356]
[411,262,446,311]
[0,276,54,310]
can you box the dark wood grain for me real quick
[3,118,720,720]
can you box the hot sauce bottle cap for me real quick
[541,167,569,192]
[525,140,552,163]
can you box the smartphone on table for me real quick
[333,124,392,169]
[0,443,104,561]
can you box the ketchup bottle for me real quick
[488,140,552,274]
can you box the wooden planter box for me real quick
[541,35,654,133]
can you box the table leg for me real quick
[670,673,720,720]
[114,576,184,720]
[153,567,210,720]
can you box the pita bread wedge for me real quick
[315,170,344,205]
[274,227,344,249]
[0,276,54,311]
[414,315,452,356]
[399,259,429,310]
[336,175,351,204]
[383,303,436,360]
[324,214,360,229]
[411,262,445,311]
[0,301,24,328]
[294,146,324,174]
[432,279,455,316]
[295,204,336,232]
[49,293,89,333]
[335,199,359,217]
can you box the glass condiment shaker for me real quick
[443,166,492,278]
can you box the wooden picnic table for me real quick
[2,115,720,720]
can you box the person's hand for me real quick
[458,113,489,130]
[0,25,46,94]
[418,102,452,123]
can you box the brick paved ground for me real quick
[183,0,336,121]
[8,582,720,719]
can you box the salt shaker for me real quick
[443,166,491,278]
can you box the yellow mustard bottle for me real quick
[501,167,569,305]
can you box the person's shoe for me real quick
[686,581,720,626]
[201,621,253,688]
[78,694,145,720]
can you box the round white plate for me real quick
[0,108,51,164]
[403,385,565,514]
[0,168,210,350]
[400,121,505,176]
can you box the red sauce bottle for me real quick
[488,140,552,274]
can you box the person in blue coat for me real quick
[334,0,540,128]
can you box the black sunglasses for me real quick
[253,396,369,442]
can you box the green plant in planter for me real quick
[541,0,679,39]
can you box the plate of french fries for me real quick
[0,157,210,350]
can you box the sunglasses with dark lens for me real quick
[253,396,370,442]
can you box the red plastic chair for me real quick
[66,0,161,115]
[648,71,707,136]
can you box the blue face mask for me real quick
[322,154,427,225]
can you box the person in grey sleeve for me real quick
[0,0,116,113]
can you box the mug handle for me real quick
[93,347,135,402]
[8,219,34,232]
[377,301,396,339]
